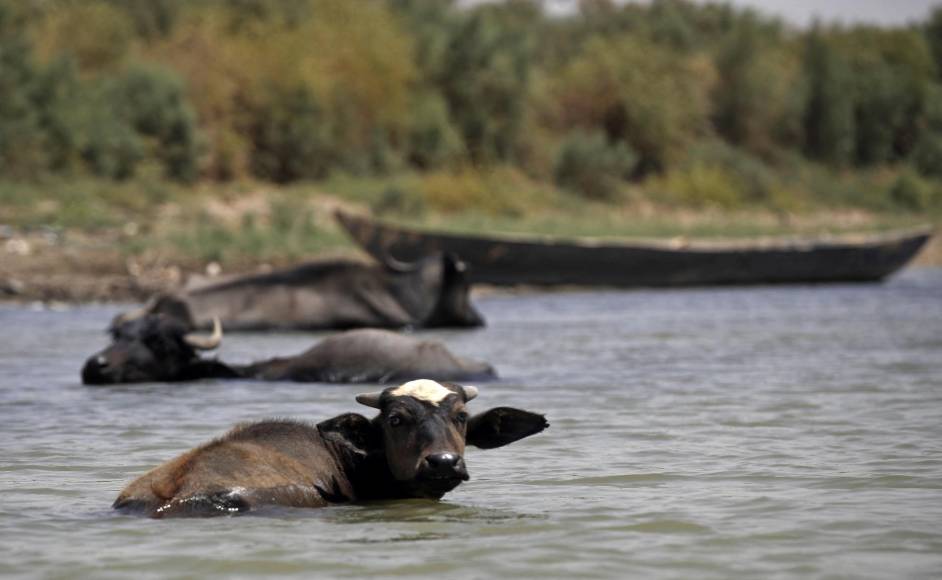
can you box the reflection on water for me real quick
[1,269,942,578]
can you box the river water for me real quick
[1,269,941,579]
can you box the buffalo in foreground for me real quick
[81,313,495,385]
[117,253,484,332]
[113,380,548,517]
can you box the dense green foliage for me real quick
[1,0,941,211]
[554,130,638,200]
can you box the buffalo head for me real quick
[424,254,484,328]
[82,313,228,385]
[322,380,548,499]
[387,253,484,328]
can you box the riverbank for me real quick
[1,180,937,303]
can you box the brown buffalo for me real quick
[113,381,548,517]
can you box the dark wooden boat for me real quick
[335,210,932,287]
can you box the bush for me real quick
[421,167,538,216]
[549,37,715,174]
[684,141,778,203]
[248,85,333,182]
[31,1,135,73]
[554,131,637,200]
[438,4,534,164]
[657,163,747,208]
[928,7,942,80]
[106,63,201,181]
[712,14,800,155]
[0,2,47,178]
[802,28,855,166]
[889,169,934,210]
[78,95,144,180]
[913,133,942,178]
[845,30,934,165]
[103,0,181,39]
[371,185,427,217]
[406,91,464,170]
[912,85,942,178]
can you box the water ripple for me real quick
[2,270,942,578]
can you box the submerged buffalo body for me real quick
[113,380,548,517]
[121,254,483,332]
[81,314,495,385]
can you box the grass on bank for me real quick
[1,161,939,269]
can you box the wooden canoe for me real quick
[335,211,932,287]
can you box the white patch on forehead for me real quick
[389,379,453,406]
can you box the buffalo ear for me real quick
[317,413,378,455]
[466,407,549,449]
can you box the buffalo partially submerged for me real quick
[81,313,495,385]
[113,380,548,517]
[117,253,483,332]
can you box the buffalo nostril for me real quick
[425,453,460,469]
[82,356,111,385]
[424,453,468,480]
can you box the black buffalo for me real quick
[113,381,548,517]
[118,253,483,331]
[81,313,495,385]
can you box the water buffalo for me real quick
[117,253,484,331]
[113,380,548,517]
[81,313,495,385]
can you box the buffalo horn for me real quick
[461,385,478,402]
[355,391,383,408]
[183,317,223,350]
[379,247,420,273]
[113,305,149,326]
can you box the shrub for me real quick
[78,95,144,180]
[103,0,182,39]
[889,169,933,210]
[802,28,855,166]
[657,163,747,208]
[105,63,201,181]
[712,16,801,156]
[438,4,534,164]
[421,167,536,216]
[913,133,942,178]
[31,0,135,73]
[0,2,47,178]
[684,141,777,203]
[912,85,942,178]
[406,91,464,170]
[928,7,942,80]
[549,37,715,174]
[247,85,333,182]
[554,130,636,200]
[844,30,934,165]
[371,185,427,217]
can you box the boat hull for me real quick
[336,211,932,288]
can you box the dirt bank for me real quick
[2,225,937,305]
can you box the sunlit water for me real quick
[2,269,941,579]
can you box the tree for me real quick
[0,2,48,177]
[925,7,942,80]
[31,1,136,73]
[549,37,715,174]
[802,27,855,166]
[438,4,536,163]
[712,14,800,155]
